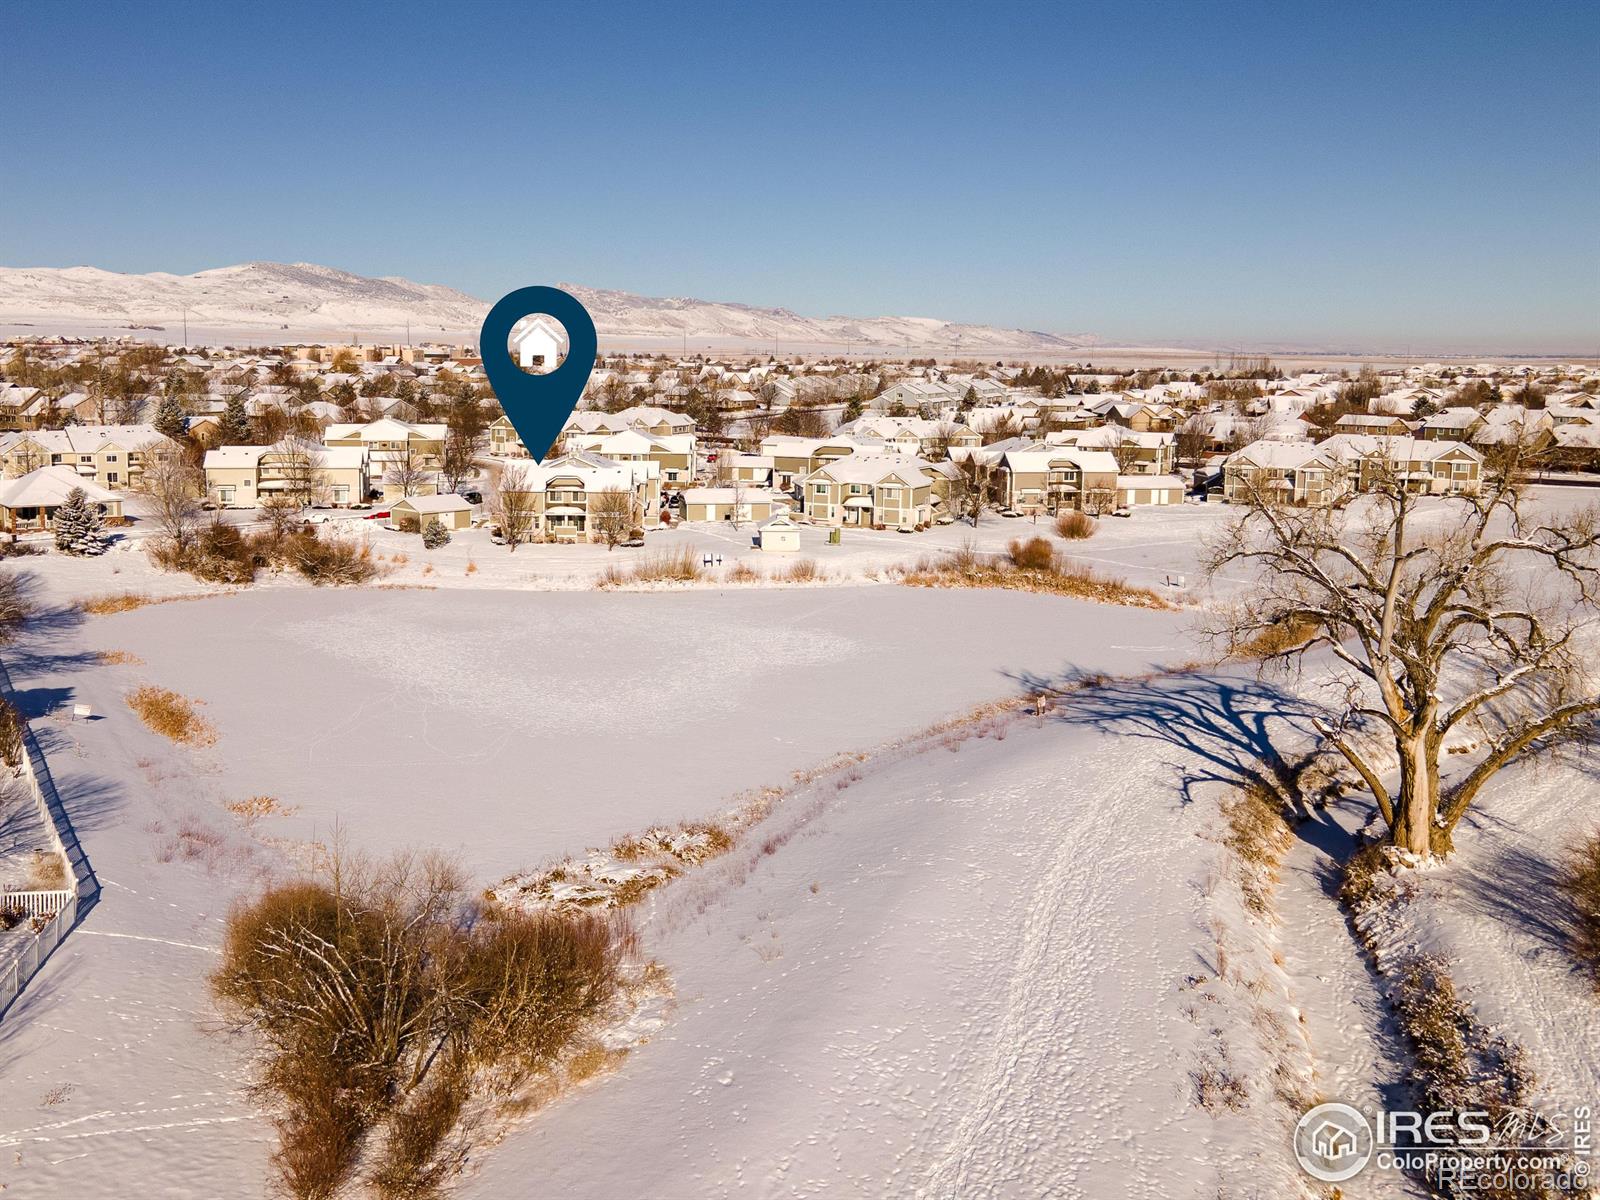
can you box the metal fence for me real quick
[0,655,98,1022]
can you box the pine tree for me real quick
[219,392,250,444]
[422,517,451,549]
[155,391,188,441]
[54,487,110,556]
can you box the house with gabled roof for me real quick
[0,424,171,490]
[801,454,941,529]
[996,446,1120,515]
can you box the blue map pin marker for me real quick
[479,285,598,462]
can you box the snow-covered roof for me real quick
[0,466,121,508]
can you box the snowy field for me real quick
[0,494,1595,1198]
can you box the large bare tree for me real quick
[1208,452,1600,855]
[384,441,431,499]
[135,441,205,552]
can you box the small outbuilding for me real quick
[755,512,802,553]
[389,493,474,533]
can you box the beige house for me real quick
[1223,441,1346,505]
[0,425,170,490]
[324,418,446,494]
[761,435,880,490]
[563,428,696,488]
[489,405,696,458]
[493,451,661,543]
[204,444,371,508]
[678,486,790,523]
[996,448,1120,515]
[801,454,939,529]
[0,466,123,533]
[389,493,475,532]
[1047,427,1175,475]
[834,415,982,456]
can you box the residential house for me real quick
[760,435,881,490]
[204,444,371,508]
[801,454,941,529]
[0,425,170,490]
[1332,413,1413,437]
[561,427,696,488]
[1047,427,1175,475]
[494,451,661,542]
[834,415,982,456]
[1222,440,1346,505]
[1418,407,1485,441]
[0,466,123,533]
[995,447,1120,515]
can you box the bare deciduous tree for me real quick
[384,441,431,499]
[1207,456,1600,856]
[488,461,538,551]
[590,485,637,550]
[271,436,327,510]
[135,441,205,552]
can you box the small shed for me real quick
[390,493,474,533]
[756,513,801,554]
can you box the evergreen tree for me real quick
[154,391,188,441]
[54,488,110,556]
[422,517,451,549]
[219,392,250,444]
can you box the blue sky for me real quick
[3,0,1596,352]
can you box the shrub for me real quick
[1221,784,1292,918]
[0,572,34,641]
[149,521,262,584]
[213,853,628,1199]
[0,694,25,767]
[1561,830,1600,993]
[1054,510,1096,540]
[27,849,67,890]
[596,547,703,587]
[283,529,382,586]
[421,518,450,549]
[726,560,761,583]
[1007,536,1056,571]
[779,557,822,582]
[126,685,216,746]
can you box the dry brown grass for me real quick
[1230,617,1320,661]
[725,560,761,583]
[226,795,292,823]
[1054,510,1097,540]
[96,649,144,665]
[1560,830,1600,994]
[79,591,191,616]
[596,546,703,588]
[897,549,1171,610]
[465,559,478,575]
[126,685,216,746]
[565,1042,627,1085]
[1221,784,1292,918]
[778,556,823,583]
[26,849,67,890]
[0,695,24,768]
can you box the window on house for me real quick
[107,472,119,484]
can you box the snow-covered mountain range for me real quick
[0,261,1098,352]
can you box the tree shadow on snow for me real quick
[1008,666,1333,810]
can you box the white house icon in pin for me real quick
[510,313,569,374]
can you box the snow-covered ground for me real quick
[0,497,1595,1198]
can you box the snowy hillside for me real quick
[0,261,1098,352]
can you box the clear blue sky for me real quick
[4,0,1596,353]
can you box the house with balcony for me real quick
[759,434,883,490]
[0,425,170,490]
[1222,441,1346,505]
[493,451,662,542]
[561,427,696,488]
[324,418,446,470]
[800,454,940,529]
[834,415,982,457]
[1046,426,1175,475]
[995,447,1120,515]
[203,444,371,508]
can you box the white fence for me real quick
[0,655,98,1022]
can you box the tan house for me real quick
[801,454,939,529]
[760,435,880,490]
[389,493,475,532]
[489,405,696,458]
[563,428,696,488]
[834,415,982,456]
[0,425,170,490]
[678,486,790,523]
[1225,436,1482,504]
[1223,441,1345,505]
[1047,427,1175,475]
[204,444,371,508]
[325,418,445,474]
[996,447,1120,515]
[0,466,123,533]
[493,451,662,543]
